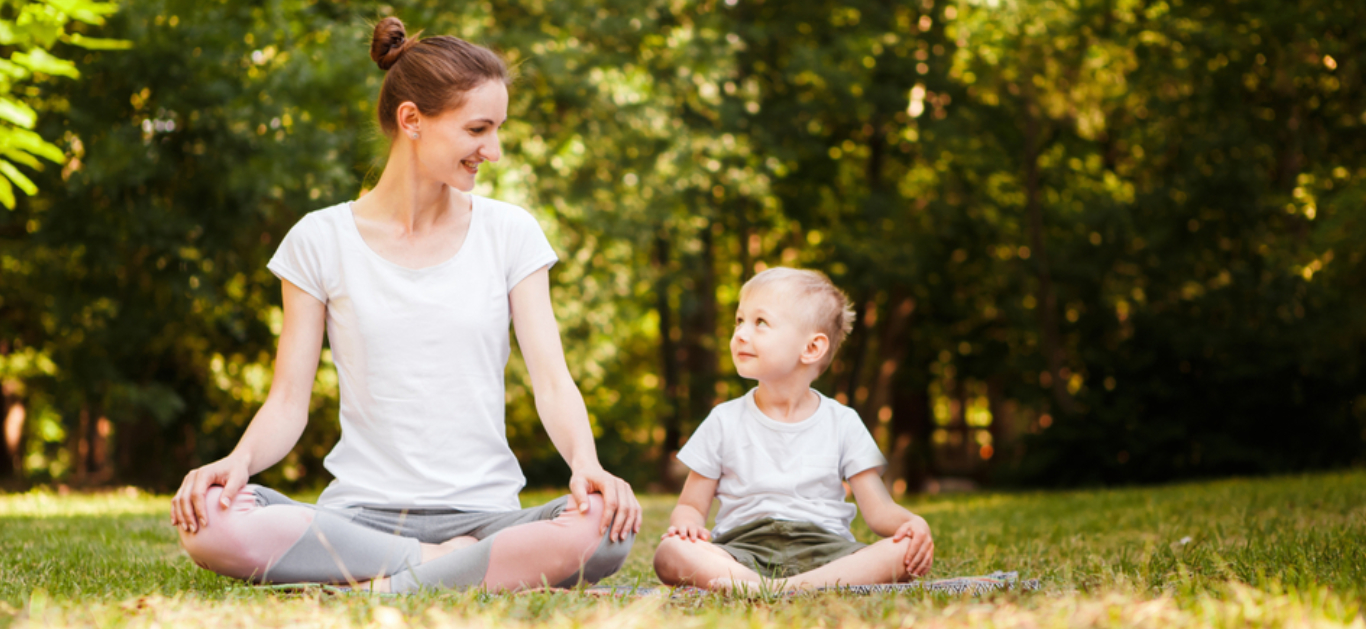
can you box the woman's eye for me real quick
[470,126,487,134]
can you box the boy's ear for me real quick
[800,333,830,366]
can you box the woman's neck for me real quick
[359,147,468,233]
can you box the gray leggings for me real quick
[182,485,633,592]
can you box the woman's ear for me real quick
[801,333,830,366]
[396,101,422,138]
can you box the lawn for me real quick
[1,471,1363,628]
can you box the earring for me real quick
[408,131,419,140]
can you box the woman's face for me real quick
[412,79,508,192]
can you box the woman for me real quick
[169,17,641,593]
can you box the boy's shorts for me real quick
[712,518,866,579]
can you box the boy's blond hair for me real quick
[740,267,856,372]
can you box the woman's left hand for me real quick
[568,467,641,543]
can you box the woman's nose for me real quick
[482,131,502,162]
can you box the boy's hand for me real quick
[662,523,712,542]
[891,515,934,576]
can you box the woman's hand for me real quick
[568,466,642,543]
[170,454,250,534]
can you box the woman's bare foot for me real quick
[351,536,480,593]
[351,576,392,593]
[421,535,478,562]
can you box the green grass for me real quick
[2,471,1364,628]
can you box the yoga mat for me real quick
[586,571,1041,597]
[250,571,1041,597]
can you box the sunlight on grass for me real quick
[11,581,1365,629]
[2,471,1364,628]
[0,487,167,518]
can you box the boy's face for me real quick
[730,285,823,382]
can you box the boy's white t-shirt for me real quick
[676,389,887,541]
[266,196,558,511]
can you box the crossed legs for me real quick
[654,535,913,592]
[179,486,631,592]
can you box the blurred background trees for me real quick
[2,0,1363,493]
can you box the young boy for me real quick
[652,267,934,592]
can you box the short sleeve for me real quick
[267,213,329,304]
[504,208,558,290]
[839,412,887,480]
[676,413,724,480]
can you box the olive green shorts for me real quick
[712,518,866,579]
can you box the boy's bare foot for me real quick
[707,576,796,596]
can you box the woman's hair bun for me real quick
[370,17,421,71]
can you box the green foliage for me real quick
[0,0,125,210]
[4,0,380,487]
[1,0,1363,490]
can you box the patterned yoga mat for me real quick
[586,571,1041,597]
[251,571,1040,597]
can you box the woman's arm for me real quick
[510,266,642,542]
[170,280,326,533]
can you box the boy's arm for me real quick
[849,468,935,576]
[663,471,720,542]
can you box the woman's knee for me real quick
[580,528,632,583]
[554,494,608,542]
[179,486,312,581]
[179,487,254,575]
[550,494,633,585]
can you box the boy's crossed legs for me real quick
[654,518,915,593]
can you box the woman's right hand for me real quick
[170,454,250,534]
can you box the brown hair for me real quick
[741,267,856,372]
[369,17,511,138]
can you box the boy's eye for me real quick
[756,318,768,327]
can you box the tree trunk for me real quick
[952,376,971,472]
[986,375,1015,461]
[684,222,718,419]
[887,378,933,494]
[70,403,91,485]
[90,410,113,485]
[839,290,873,406]
[654,235,684,489]
[861,294,914,426]
[2,382,25,481]
[1021,95,1077,415]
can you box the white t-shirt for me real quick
[676,389,887,541]
[266,196,558,511]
